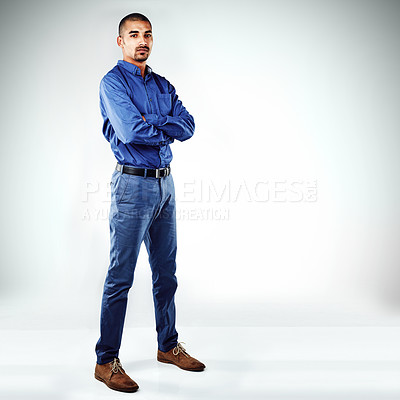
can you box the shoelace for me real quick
[110,358,124,374]
[172,342,190,358]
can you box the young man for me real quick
[94,13,205,393]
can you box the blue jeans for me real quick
[95,167,179,364]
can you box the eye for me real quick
[130,34,137,38]
[145,34,152,38]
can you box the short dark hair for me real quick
[119,13,152,36]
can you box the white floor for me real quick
[1,327,400,399]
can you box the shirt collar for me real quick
[117,59,152,76]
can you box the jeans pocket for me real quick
[113,173,130,205]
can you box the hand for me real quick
[141,115,146,122]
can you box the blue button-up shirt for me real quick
[100,59,195,168]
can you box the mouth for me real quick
[138,48,148,52]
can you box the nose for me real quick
[139,35,147,46]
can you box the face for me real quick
[117,20,153,63]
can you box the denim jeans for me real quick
[95,167,179,364]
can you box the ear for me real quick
[117,35,123,48]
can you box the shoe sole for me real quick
[157,357,205,371]
[94,374,139,393]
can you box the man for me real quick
[94,13,205,393]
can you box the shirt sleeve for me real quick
[145,80,195,142]
[100,74,173,146]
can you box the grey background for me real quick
[0,0,399,330]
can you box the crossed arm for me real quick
[100,75,172,146]
[142,80,195,142]
[100,74,195,146]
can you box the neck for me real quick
[123,56,147,78]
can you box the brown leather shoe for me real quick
[94,358,139,393]
[157,342,206,371]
